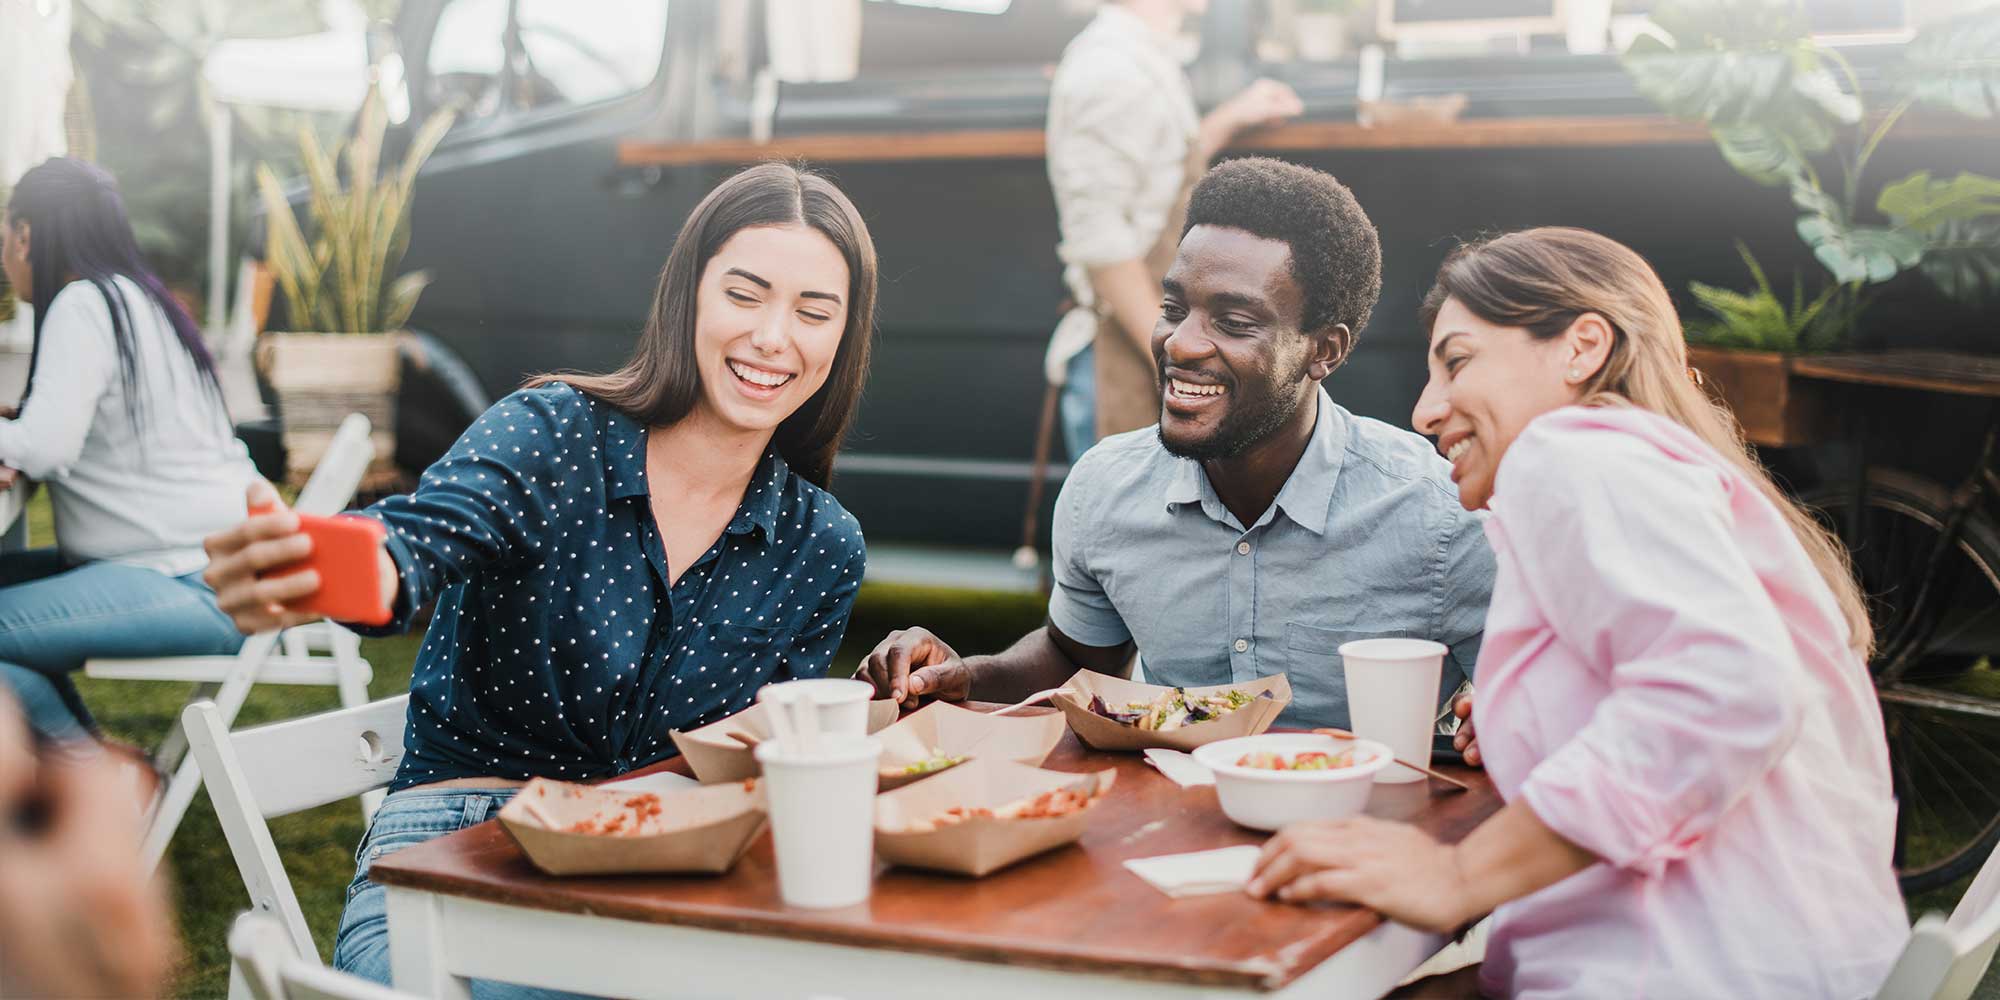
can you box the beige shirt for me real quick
[1043,5,1199,385]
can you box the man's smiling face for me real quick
[1152,224,1329,461]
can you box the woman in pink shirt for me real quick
[1247,227,1906,997]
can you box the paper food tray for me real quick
[873,758,1115,877]
[669,697,900,783]
[874,701,1067,791]
[1053,669,1290,752]
[498,777,767,876]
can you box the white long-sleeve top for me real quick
[0,276,255,575]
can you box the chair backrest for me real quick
[229,912,420,1000]
[294,413,374,516]
[1876,846,2000,1000]
[187,696,408,961]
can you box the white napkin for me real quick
[1123,845,1262,898]
[1143,748,1215,787]
[600,771,700,796]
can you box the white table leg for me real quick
[386,886,472,1000]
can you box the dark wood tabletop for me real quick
[369,707,1501,991]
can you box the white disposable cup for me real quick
[755,734,882,908]
[758,677,875,737]
[1339,638,1446,784]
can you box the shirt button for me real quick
[1236,542,1250,555]
[1234,638,1249,653]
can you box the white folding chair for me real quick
[1877,847,2000,1000]
[229,910,421,1000]
[187,695,408,973]
[86,412,381,869]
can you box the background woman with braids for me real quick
[0,157,255,743]
[1247,227,1905,997]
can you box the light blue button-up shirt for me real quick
[1048,388,1495,729]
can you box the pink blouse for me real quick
[1474,406,1906,998]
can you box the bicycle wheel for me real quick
[1805,468,2000,893]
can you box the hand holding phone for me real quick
[246,501,393,626]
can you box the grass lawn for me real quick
[19,492,2000,997]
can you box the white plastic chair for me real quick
[229,910,421,1000]
[1877,847,2000,1000]
[85,412,379,868]
[187,695,409,971]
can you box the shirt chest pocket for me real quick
[665,622,795,726]
[1281,622,1411,730]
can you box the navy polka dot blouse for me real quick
[350,383,866,791]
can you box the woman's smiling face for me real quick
[1410,297,1588,511]
[691,224,850,435]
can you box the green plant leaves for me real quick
[1878,171,2000,232]
[1899,5,2000,119]
[1623,0,1858,142]
[1874,171,2000,303]
[256,87,454,334]
[1796,215,1926,284]
[1916,219,2000,305]
[1687,243,1849,351]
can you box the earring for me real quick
[1567,368,1581,382]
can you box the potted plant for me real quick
[1682,244,1845,445]
[1622,1,1999,441]
[255,87,452,486]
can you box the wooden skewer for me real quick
[987,687,1064,717]
[1312,728,1471,792]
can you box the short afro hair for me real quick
[1183,157,1382,339]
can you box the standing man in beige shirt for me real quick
[1046,0,1302,459]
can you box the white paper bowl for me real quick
[1192,733,1392,832]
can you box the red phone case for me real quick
[249,503,392,626]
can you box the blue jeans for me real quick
[335,788,592,999]
[1061,342,1097,463]
[0,549,245,741]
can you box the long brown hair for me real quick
[530,162,877,487]
[1419,227,1873,655]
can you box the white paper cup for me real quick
[1339,638,1446,784]
[758,677,875,737]
[755,734,882,908]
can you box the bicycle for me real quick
[1791,351,2000,894]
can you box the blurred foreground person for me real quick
[1249,228,1904,998]
[0,157,254,742]
[202,162,877,995]
[0,694,176,999]
[1046,0,1302,459]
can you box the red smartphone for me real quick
[248,502,392,626]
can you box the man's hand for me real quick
[861,627,975,705]
[1451,689,1481,768]
[0,466,17,492]
[1245,816,1472,934]
[0,702,178,999]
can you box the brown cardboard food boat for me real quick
[669,698,900,783]
[874,758,1116,877]
[497,777,767,876]
[1053,669,1291,752]
[874,701,1068,791]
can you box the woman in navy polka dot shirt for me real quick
[204,163,876,993]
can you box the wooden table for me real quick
[372,713,1500,1000]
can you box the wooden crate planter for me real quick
[257,331,404,486]
[1686,344,1836,449]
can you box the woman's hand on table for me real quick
[1245,817,1473,934]
[1452,689,1481,767]
[862,627,973,705]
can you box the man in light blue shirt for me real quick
[864,158,1494,730]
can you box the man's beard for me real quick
[1156,356,1312,461]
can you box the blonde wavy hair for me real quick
[1418,227,1872,656]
